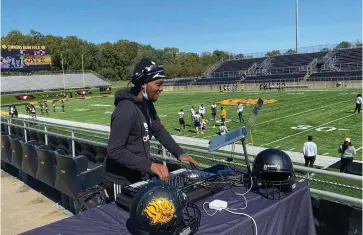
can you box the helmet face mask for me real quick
[128,182,201,235]
[252,149,296,200]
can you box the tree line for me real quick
[1,30,361,81]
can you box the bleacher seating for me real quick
[163,47,361,85]
[308,71,362,81]
[163,78,196,86]
[212,57,265,76]
[335,48,362,64]
[194,76,241,84]
[1,73,110,94]
[244,73,305,83]
[270,52,326,68]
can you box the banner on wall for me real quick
[1,45,52,71]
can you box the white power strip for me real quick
[208,200,228,211]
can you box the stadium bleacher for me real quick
[211,57,265,76]
[163,48,362,86]
[308,70,362,81]
[268,52,326,68]
[335,48,362,64]
[1,72,110,94]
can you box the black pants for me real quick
[179,119,185,130]
[340,157,353,173]
[238,112,244,122]
[354,103,361,113]
[304,156,316,167]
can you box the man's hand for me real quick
[179,154,200,169]
[150,162,169,181]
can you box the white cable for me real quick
[202,202,218,216]
[202,201,258,235]
[224,208,258,235]
[228,194,248,210]
[235,176,253,196]
[229,176,253,210]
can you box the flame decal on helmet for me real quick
[144,198,175,224]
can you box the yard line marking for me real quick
[322,153,329,156]
[356,146,362,152]
[254,100,350,126]
[289,148,295,151]
[274,146,280,148]
[261,113,355,146]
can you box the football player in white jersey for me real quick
[193,111,202,134]
[219,123,228,135]
[201,119,207,134]
[237,102,244,122]
[211,102,217,127]
[190,106,196,125]
[178,109,185,132]
[199,104,205,119]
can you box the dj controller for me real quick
[116,168,222,211]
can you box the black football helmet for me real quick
[128,182,201,235]
[252,148,296,200]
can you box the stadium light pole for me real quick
[295,0,299,53]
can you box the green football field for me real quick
[9,89,363,160]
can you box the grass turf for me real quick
[8,89,362,160]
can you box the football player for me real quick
[199,104,205,119]
[211,102,217,127]
[237,102,244,123]
[220,107,227,126]
[193,111,202,134]
[177,109,185,132]
[190,106,196,126]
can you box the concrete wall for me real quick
[163,80,362,91]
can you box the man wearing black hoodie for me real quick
[103,58,199,200]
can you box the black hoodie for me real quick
[102,87,184,186]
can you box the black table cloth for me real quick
[22,183,315,235]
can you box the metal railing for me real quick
[256,57,273,75]
[204,59,225,78]
[302,58,318,81]
[1,116,362,206]
[247,63,257,76]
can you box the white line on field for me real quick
[289,148,295,151]
[254,100,350,126]
[322,153,329,156]
[356,146,362,152]
[261,113,355,146]
[274,146,280,148]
